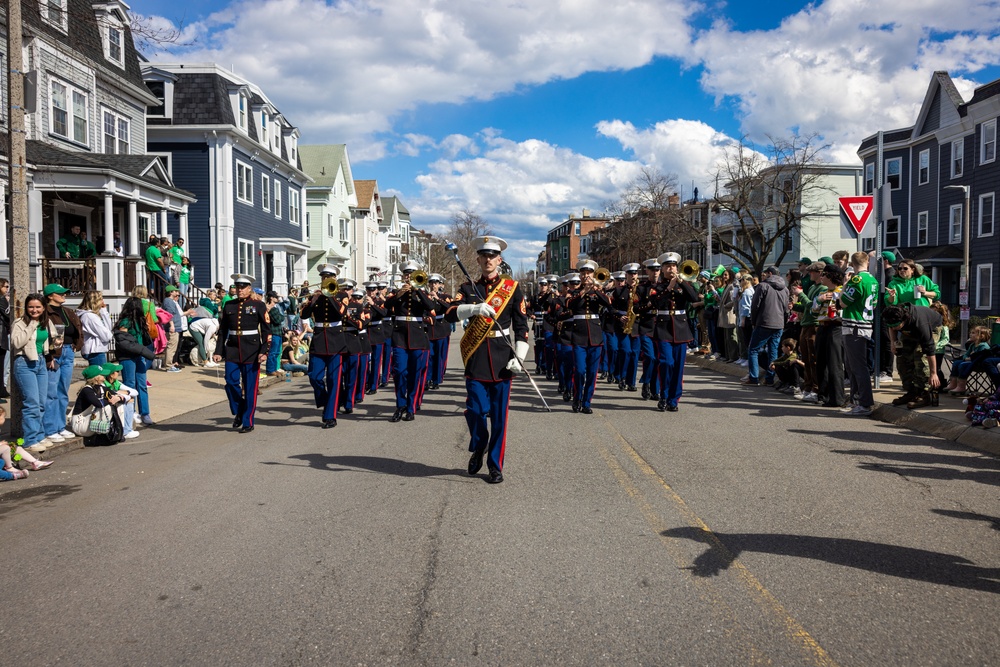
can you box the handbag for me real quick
[70,405,97,437]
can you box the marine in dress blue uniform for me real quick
[213,274,270,433]
[377,281,392,387]
[445,236,529,484]
[426,275,452,390]
[553,275,577,399]
[300,264,348,429]
[600,273,622,382]
[364,282,388,394]
[611,264,642,391]
[637,258,661,400]
[568,260,612,414]
[386,262,438,422]
[648,252,700,412]
[338,280,366,413]
[528,278,551,376]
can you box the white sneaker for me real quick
[204,361,219,368]
[124,430,140,439]
[848,405,873,416]
[141,415,154,425]
[26,442,48,454]
[46,433,65,443]
[876,373,893,383]
[59,429,75,439]
[801,392,819,403]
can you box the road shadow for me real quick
[833,448,1000,488]
[0,484,82,519]
[662,525,1000,593]
[267,453,468,480]
[930,509,1000,531]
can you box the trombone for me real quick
[303,276,341,296]
[409,270,429,288]
[593,267,611,283]
[678,260,701,282]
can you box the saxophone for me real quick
[623,283,638,332]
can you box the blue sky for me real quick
[134,0,1000,271]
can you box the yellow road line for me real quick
[601,422,840,667]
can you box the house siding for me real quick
[910,139,938,247]
[919,87,941,135]
[149,141,212,284]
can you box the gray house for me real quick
[858,71,998,315]
[142,63,311,295]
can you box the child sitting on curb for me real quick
[770,338,805,398]
[1,406,54,480]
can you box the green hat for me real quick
[818,256,834,266]
[880,250,897,263]
[43,283,69,296]
[100,363,123,375]
[798,257,812,265]
[81,365,105,380]
[164,285,178,292]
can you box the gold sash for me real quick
[460,277,518,365]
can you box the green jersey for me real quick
[839,270,879,333]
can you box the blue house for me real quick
[858,71,998,317]
[141,63,310,295]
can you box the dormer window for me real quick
[238,94,248,132]
[41,0,69,32]
[106,25,124,66]
[260,113,268,146]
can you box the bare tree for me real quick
[129,14,192,54]
[700,133,832,275]
[443,209,493,279]
[591,167,694,268]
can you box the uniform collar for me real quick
[478,273,502,288]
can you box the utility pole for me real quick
[6,0,30,437]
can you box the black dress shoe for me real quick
[657,399,666,412]
[599,372,607,380]
[342,407,353,414]
[641,385,649,399]
[390,408,404,423]
[239,425,254,433]
[572,401,581,413]
[618,381,625,391]
[233,417,242,429]
[581,406,593,414]
[557,384,565,393]
[487,470,504,484]
[627,385,637,392]
[666,405,678,412]
[366,388,377,395]
[402,411,414,421]
[563,390,572,402]
[468,448,487,475]
[322,419,337,429]
[546,372,553,381]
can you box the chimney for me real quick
[569,213,576,219]
[668,194,680,209]
[582,208,590,218]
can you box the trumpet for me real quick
[679,260,700,282]
[594,267,611,283]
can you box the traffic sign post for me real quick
[839,196,875,235]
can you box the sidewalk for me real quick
[3,362,287,459]
[689,353,1000,457]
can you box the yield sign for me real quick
[839,196,875,235]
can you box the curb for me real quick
[23,373,286,462]
[688,354,1000,457]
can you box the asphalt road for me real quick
[1,365,998,666]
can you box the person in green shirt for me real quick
[100,362,139,439]
[885,258,939,307]
[840,252,880,415]
[56,224,96,259]
[144,236,168,297]
[178,257,193,308]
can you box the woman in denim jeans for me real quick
[77,291,114,367]
[115,297,154,425]
[11,294,62,453]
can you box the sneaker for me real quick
[204,361,219,368]
[292,371,305,377]
[740,374,750,382]
[876,372,893,383]
[792,389,804,399]
[848,405,873,416]
[907,393,931,409]
[737,359,749,367]
[839,403,857,413]
[141,415,155,425]
[801,392,820,404]
[146,380,152,387]
[983,418,999,429]
[46,433,65,443]
[124,430,141,439]
[31,460,54,470]
[166,367,182,373]
[25,442,47,454]
[740,377,759,386]
[59,429,76,439]
[9,469,29,480]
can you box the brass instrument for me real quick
[623,282,638,332]
[320,277,340,296]
[679,259,700,282]
[594,267,611,283]
[409,270,429,288]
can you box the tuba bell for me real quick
[593,267,611,283]
[409,270,429,288]
[678,260,700,282]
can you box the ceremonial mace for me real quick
[445,241,551,411]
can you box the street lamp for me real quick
[944,184,970,343]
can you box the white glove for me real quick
[455,303,496,320]
[506,340,529,372]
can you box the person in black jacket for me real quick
[213,274,270,433]
[385,261,437,423]
[883,304,942,409]
[0,279,10,400]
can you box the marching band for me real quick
[219,238,709,482]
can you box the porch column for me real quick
[128,200,139,257]
[160,210,169,239]
[104,192,115,254]
[179,211,189,243]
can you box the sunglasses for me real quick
[478,251,501,259]
[569,281,581,285]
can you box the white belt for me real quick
[344,327,359,332]
[434,315,445,320]
[533,311,546,316]
[656,310,686,316]
[487,328,511,338]
[228,330,260,336]
[396,316,424,322]
[313,321,342,328]
[573,314,599,320]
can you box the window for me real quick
[886,157,901,189]
[41,0,68,31]
[951,138,964,178]
[273,182,282,219]
[238,239,255,277]
[691,209,702,226]
[917,211,928,246]
[260,114,268,146]
[574,222,581,235]
[861,236,875,252]
[260,175,270,212]
[781,178,793,204]
[982,119,996,164]
[976,264,993,310]
[979,193,995,237]
[106,25,124,66]
[289,137,297,163]
[340,218,349,241]
[950,204,963,243]
[884,217,900,248]
[561,246,568,260]
[146,80,166,116]
[918,149,929,185]
[236,162,253,204]
[50,80,88,145]
[289,189,301,224]
[238,94,247,131]
[138,213,151,244]
[865,163,875,194]
[101,109,129,154]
